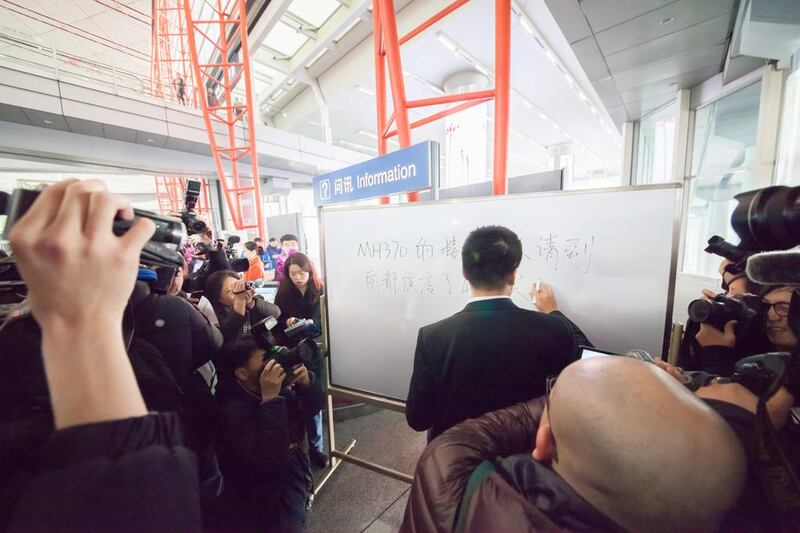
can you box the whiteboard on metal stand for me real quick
[320,185,681,402]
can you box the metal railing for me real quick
[0,30,193,105]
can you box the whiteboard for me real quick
[321,185,681,401]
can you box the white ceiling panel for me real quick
[594,0,734,56]
[103,124,138,143]
[65,116,104,136]
[612,44,726,91]
[545,0,736,122]
[0,103,31,124]
[579,0,677,33]
[624,94,675,117]
[618,65,719,103]
[537,0,592,44]
[21,108,69,131]
[570,36,610,81]
[605,14,731,74]
[592,76,625,108]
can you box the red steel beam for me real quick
[385,97,492,137]
[406,89,496,109]
[183,0,265,237]
[398,0,470,45]
[373,0,511,201]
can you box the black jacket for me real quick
[184,245,230,294]
[129,281,219,383]
[8,413,201,532]
[274,286,322,348]
[214,374,326,531]
[406,298,589,440]
[215,297,281,345]
[128,281,223,504]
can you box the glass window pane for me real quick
[635,101,675,184]
[263,21,309,57]
[288,0,341,28]
[776,70,800,185]
[683,81,762,278]
[691,82,761,177]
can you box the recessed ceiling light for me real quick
[659,16,674,25]
[43,119,53,124]
[147,138,155,143]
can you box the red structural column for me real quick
[371,0,511,200]
[372,0,390,205]
[376,0,416,202]
[492,0,511,195]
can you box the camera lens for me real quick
[688,299,713,323]
[732,185,800,251]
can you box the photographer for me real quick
[275,252,326,468]
[205,270,280,344]
[183,228,230,294]
[213,336,325,532]
[3,179,200,530]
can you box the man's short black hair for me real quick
[461,225,522,290]
[219,337,262,376]
[280,234,298,243]
[269,237,277,243]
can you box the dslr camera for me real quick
[252,317,321,373]
[687,293,764,335]
[179,180,207,236]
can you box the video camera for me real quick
[1,187,185,269]
[251,316,321,373]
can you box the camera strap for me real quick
[752,400,800,529]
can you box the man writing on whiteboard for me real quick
[405,225,591,441]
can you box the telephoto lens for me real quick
[732,185,800,252]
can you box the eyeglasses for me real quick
[762,301,791,318]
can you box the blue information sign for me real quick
[313,141,439,206]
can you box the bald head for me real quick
[540,357,745,532]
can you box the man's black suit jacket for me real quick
[405,297,589,440]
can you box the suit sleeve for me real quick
[549,310,592,349]
[405,328,439,432]
[400,398,545,533]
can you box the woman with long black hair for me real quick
[274,253,328,468]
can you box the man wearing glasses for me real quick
[696,285,798,365]
[761,287,798,352]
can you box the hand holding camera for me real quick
[9,179,155,332]
[260,360,286,401]
[287,364,310,387]
[696,321,737,348]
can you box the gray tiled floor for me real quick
[307,409,426,533]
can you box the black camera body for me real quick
[179,180,207,236]
[687,293,765,334]
[266,340,318,373]
[251,316,321,374]
[1,188,185,269]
